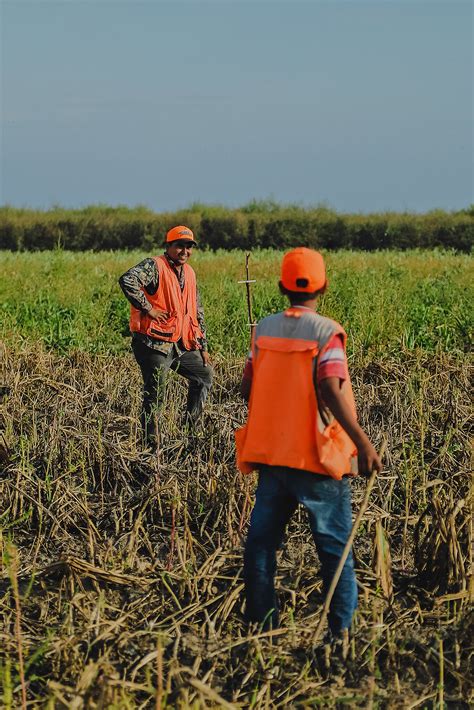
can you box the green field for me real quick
[1,249,472,355]
[1,249,472,708]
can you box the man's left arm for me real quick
[240,355,253,401]
[240,329,258,401]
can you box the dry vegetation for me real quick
[1,339,472,708]
[0,348,472,708]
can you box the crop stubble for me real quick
[0,250,472,708]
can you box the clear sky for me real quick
[1,0,472,213]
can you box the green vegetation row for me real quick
[1,202,473,251]
[1,250,472,357]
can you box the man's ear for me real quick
[318,279,328,296]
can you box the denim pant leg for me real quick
[132,339,173,446]
[244,469,297,629]
[293,473,358,634]
[174,350,213,423]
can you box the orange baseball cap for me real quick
[165,225,197,245]
[280,247,326,293]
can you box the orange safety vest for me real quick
[235,308,358,480]
[129,255,203,350]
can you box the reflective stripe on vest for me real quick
[129,256,203,350]
[235,307,358,479]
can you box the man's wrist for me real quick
[352,429,370,450]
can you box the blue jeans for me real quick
[243,466,358,634]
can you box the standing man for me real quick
[235,247,382,644]
[119,226,212,450]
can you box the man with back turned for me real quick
[235,247,382,650]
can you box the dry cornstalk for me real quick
[372,517,393,601]
[7,543,27,710]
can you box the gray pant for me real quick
[132,339,213,447]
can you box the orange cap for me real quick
[280,247,326,293]
[166,225,197,245]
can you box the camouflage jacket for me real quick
[118,254,208,354]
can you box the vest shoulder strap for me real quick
[182,263,196,286]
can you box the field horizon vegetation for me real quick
[1,202,473,252]
[1,246,472,707]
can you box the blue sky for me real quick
[1,0,472,213]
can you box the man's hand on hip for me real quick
[148,307,168,323]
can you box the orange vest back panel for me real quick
[235,309,357,479]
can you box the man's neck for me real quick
[164,253,183,271]
[289,300,318,310]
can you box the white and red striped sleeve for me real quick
[317,333,348,383]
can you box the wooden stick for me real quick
[8,544,27,709]
[312,441,387,645]
[238,252,257,335]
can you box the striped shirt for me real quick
[317,333,348,381]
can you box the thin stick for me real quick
[438,636,444,710]
[245,253,255,334]
[238,252,256,336]
[312,441,387,645]
[8,544,27,709]
[153,413,161,475]
[155,634,163,710]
